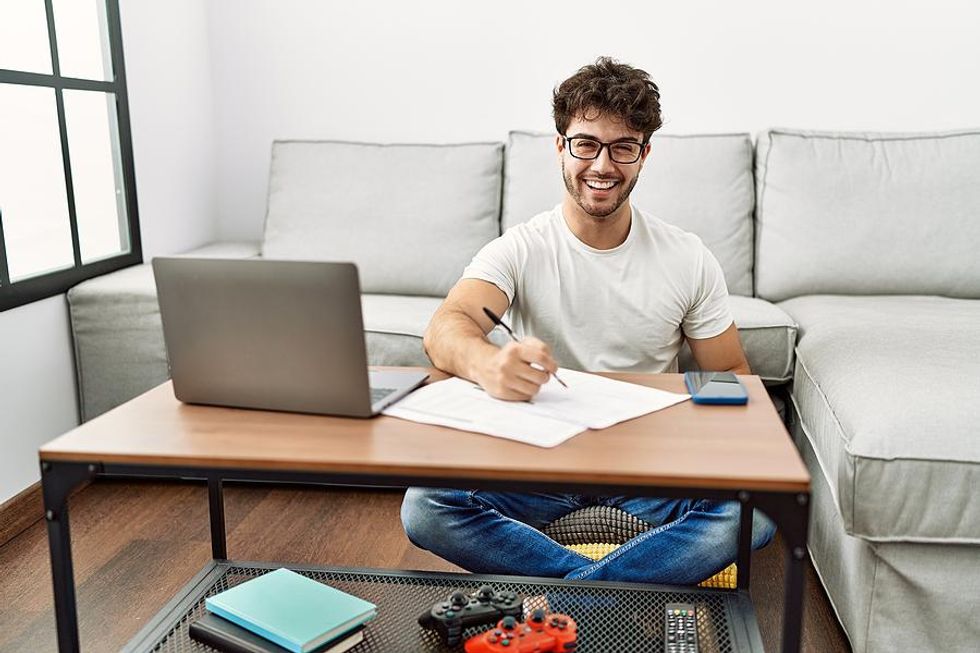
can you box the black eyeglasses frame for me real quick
[561,135,648,164]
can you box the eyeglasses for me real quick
[563,135,646,164]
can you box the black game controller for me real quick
[418,585,524,647]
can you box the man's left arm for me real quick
[687,323,751,375]
[683,242,750,375]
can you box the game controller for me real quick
[418,585,524,647]
[464,609,578,652]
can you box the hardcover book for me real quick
[189,614,364,653]
[204,569,376,653]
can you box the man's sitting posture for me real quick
[401,57,775,585]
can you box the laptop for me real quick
[151,257,428,417]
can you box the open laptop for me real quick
[151,257,428,417]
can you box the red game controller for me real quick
[464,609,578,652]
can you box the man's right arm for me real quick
[423,279,558,401]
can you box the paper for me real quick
[383,368,689,447]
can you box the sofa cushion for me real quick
[756,129,980,301]
[677,296,796,383]
[780,295,980,542]
[360,294,441,367]
[262,141,503,296]
[502,131,755,296]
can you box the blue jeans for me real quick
[401,488,775,585]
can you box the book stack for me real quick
[190,568,377,653]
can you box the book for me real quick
[204,568,376,653]
[189,614,364,653]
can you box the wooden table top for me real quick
[40,370,809,493]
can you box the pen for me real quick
[482,307,569,388]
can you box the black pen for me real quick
[482,307,569,388]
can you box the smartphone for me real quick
[683,371,748,405]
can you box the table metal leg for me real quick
[40,460,97,653]
[207,475,227,560]
[736,491,754,590]
[755,491,811,653]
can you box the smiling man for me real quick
[400,57,774,585]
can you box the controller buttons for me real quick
[501,616,517,630]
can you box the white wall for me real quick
[0,297,79,505]
[206,0,980,241]
[0,0,216,504]
[121,0,218,258]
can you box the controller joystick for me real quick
[464,612,578,653]
[418,586,524,647]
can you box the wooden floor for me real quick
[0,479,850,652]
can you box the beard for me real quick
[562,159,639,219]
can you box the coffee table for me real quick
[39,370,810,652]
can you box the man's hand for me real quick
[474,337,559,401]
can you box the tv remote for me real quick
[664,603,699,653]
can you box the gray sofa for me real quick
[67,128,980,652]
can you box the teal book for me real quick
[205,569,377,653]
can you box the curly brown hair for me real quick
[552,57,663,141]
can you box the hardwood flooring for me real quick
[0,479,850,652]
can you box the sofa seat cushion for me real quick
[360,294,442,367]
[262,140,503,296]
[677,295,797,382]
[780,295,980,542]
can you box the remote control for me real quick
[664,603,699,653]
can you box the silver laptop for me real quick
[151,257,428,417]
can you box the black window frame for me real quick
[0,0,141,313]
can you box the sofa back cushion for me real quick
[755,129,980,301]
[262,141,503,296]
[502,131,755,296]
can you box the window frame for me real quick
[0,0,141,312]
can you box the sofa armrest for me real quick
[67,241,259,421]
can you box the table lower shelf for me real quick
[123,560,764,653]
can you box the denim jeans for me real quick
[401,488,775,585]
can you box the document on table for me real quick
[382,368,690,448]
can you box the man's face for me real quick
[557,113,651,219]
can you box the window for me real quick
[0,0,140,312]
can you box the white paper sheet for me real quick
[383,368,689,448]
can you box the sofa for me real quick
[66,128,980,652]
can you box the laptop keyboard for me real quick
[370,387,397,404]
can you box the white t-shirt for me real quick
[462,204,734,373]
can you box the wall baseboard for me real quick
[0,482,43,547]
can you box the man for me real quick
[400,57,774,585]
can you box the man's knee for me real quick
[400,487,467,549]
[751,509,776,549]
[701,500,776,552]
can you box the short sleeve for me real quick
[682,244,735,339]
[460,230,523,304]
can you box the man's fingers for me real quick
[517,340,558,375]
[504,377,542,400]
